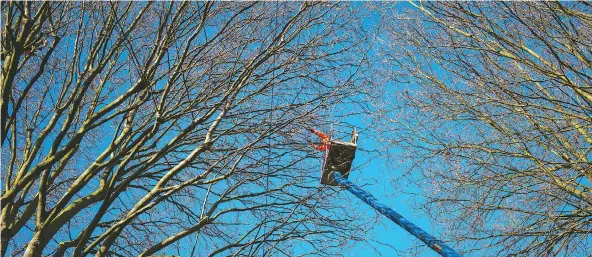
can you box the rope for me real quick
[330,172,463,257]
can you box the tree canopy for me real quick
[2,2,591,257]
[1,2,371,257]
[375,2,591,256]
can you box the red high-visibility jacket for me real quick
[308,128,329,151]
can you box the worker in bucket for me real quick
[307,127,329,151]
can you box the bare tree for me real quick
[374,2,592,256]
[1,2,372,257]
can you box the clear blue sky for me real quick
[334,3,445,256]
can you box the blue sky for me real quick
[333,3,449,256]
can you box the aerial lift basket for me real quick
[320,128,358,186]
